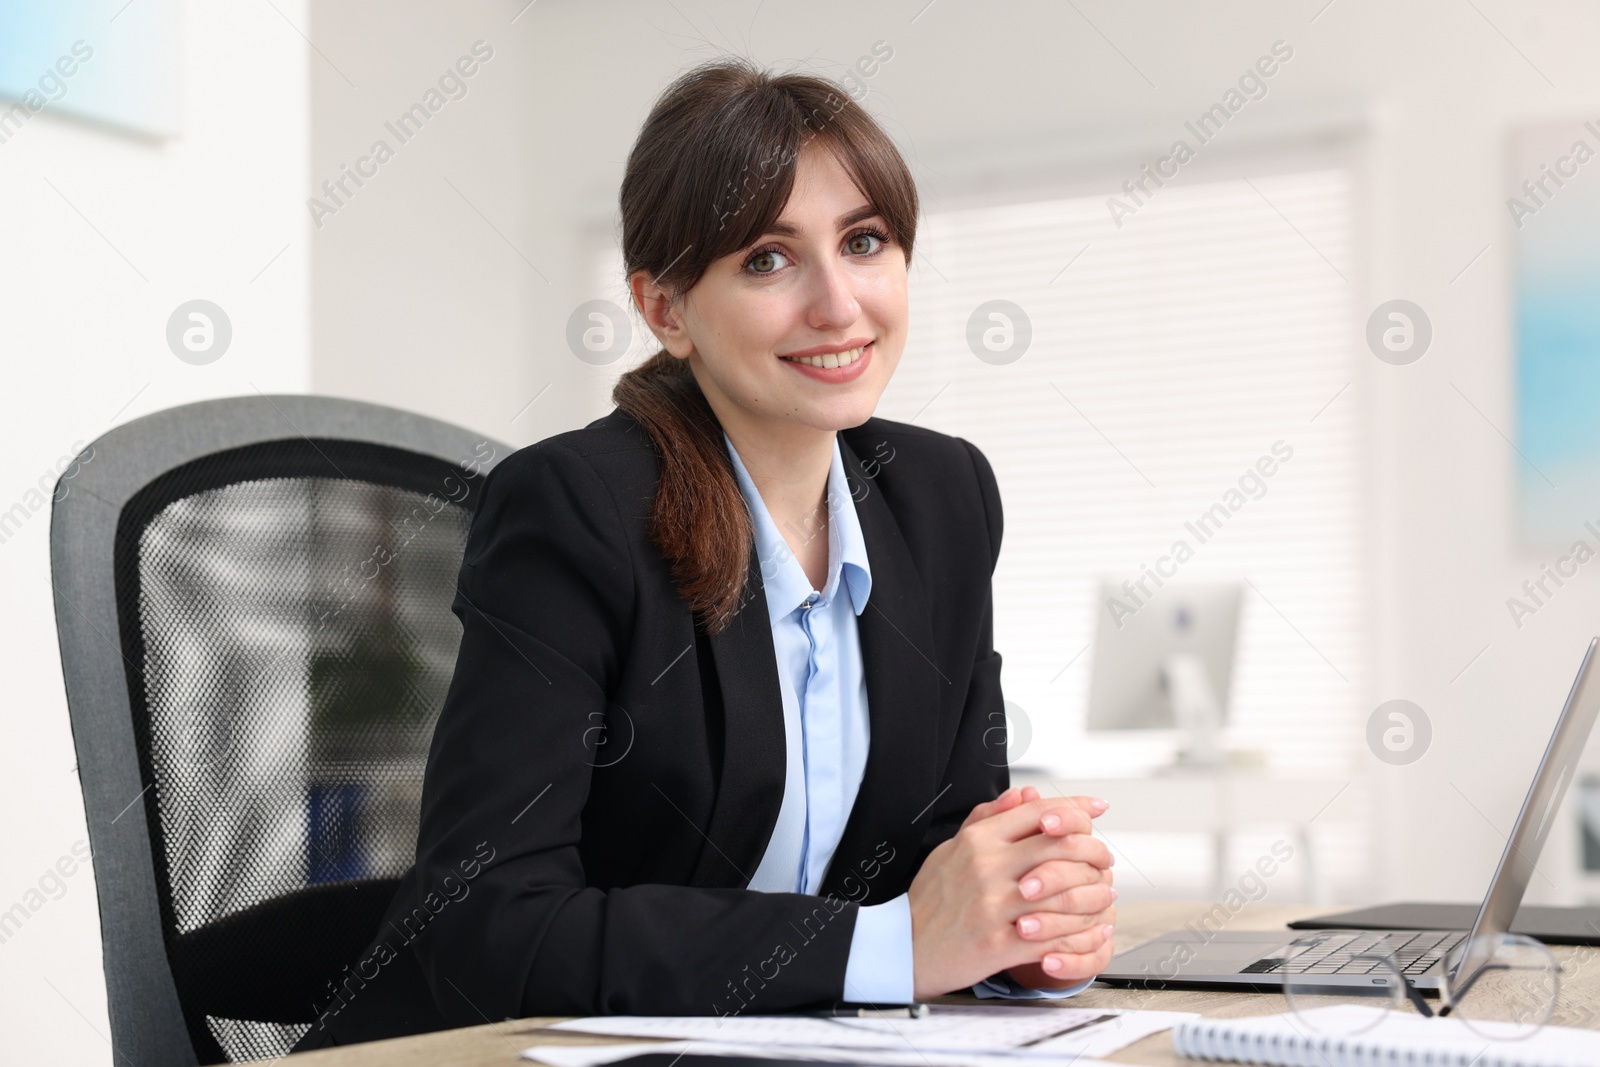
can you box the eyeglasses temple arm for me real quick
[1401,976,1435,1018]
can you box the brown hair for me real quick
[613,57,919,634]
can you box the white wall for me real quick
[0,1,310,1061]
[307,0,1600,909]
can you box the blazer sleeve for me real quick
[911,437,1010,871]
[407,442,859,1021]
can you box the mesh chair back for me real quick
[50,397,508,1064]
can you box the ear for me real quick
[629,269,694,359]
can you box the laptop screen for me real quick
[1460,637,1600,983]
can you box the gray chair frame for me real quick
[49,394,510,1065]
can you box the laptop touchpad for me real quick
[1112,932,1293,975]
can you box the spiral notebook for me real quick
[1173,1006,1600,1067]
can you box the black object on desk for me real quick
[805,1001,930,1018]
[1289,901,1600,945]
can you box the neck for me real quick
[725,416,835,524]
[701,386,836,547]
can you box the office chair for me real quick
[49,395,511,1064]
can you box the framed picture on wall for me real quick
[0,0,181,142]
[1510,120,1600,551]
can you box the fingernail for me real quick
[1041,813,1062,831]
[1090,798,1109,813]
[1110,887,1119,901]
[1043,955,1064,975]
[1021,877,1043,899]
[1102,924,1115,939]
[1018,916,1041,936]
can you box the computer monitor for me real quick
[1085,579,1242,765]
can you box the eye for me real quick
[846,227,890,256]
[743,245,790,275]
[741,225,891,277]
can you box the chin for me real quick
[804,395,881,432]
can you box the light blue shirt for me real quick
[723,431,1090,1002]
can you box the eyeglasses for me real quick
[1278,929,1560,1041]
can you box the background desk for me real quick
[1010,768,1349,904]
[273,902,1600,1067]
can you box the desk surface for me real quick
[274,901,1600,1067]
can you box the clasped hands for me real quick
[907,785,1116,998]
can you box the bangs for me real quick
[624,59,918,300]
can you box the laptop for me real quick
[1096,636,1600,993]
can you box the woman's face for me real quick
[642,144,909,438]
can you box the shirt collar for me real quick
[723,430,872,626]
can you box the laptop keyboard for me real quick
[1240,930,1467,976]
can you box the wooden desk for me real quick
[271,902,1600,1067]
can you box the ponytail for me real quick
[612,351,752,633]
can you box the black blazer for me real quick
[301,406,1010,1047]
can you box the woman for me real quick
[298,58,1115,1048]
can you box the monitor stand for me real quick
[1163,652,1224,767]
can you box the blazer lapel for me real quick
[818,432,943,902]
[688,430,945,900]
[690,541,788,888]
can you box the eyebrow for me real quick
[761,204,883,239]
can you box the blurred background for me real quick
[7,0,1600,1060]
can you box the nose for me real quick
[805,253,861,332]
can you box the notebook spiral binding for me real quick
[1172,1015,1537,1067]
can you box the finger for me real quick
[1019,785,1042,803]
[1014,909,1103,943]
[1019,855,1118,901]
[976,796,1094,843]
[1019,832,1114,875]
[1017,858,1101,902]
[1060,795,1110,819]
[959,787,1023,830]
[1040,935,1117,983]
[1044,880,1116,916]
[1017,915,1107,953]
[1038,926,1109,957]
[1036,797,1109,838]
[1017,870,1114,916]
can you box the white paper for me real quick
[1024,1009,1193,1057]
[544,1004,1192,1055]
[522,1038,1132,1067]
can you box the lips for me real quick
[779,345,867,369]
[779,340,873,383]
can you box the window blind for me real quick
[887,168,1363,774]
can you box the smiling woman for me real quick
[613,61,920,627]
[294,57,1117,1052]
